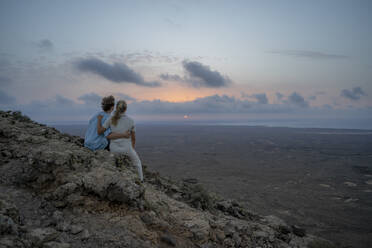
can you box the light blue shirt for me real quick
[84,111,111,151]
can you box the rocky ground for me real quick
[0,111,336,248]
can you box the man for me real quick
[84,95,130,151]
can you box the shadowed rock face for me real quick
[0,110,334,248]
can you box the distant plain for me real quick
[55,124,372,248]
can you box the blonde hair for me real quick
[111,100,127,126]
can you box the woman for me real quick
[102,100,143,182]
[84,95,130,151]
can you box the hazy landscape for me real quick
[55,124,372,248]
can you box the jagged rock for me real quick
[52,211,63,223]
[0,238,12,247]
[28,227,59,246]
[215,229,225,241]
[56,221,70,232]
[232,232,242,246]
[265,215,291,235]
[69,224,84,235]
[80,229,90,240]
[223,222,235,237]
[0,111,334,248]
[82,166,145,205]
[140,211,157,225]
[53,183,78,200]
[43,241,71,248]
[253,230,269,239]
[0,214,18,235]
[292,225,306,237]
[160,233,177,246]
[0,199,20,223]
[183,178,198,184]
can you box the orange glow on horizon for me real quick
[129,84,221,102]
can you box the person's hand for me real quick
[97,115,103,121]
[122,130,131,139]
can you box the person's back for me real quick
[84,96,115,151]
[84,111,111,151]
[104,114,135,153]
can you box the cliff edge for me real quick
[0,110,335,248]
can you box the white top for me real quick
[103,114,136,151]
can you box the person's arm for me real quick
[99,116,130,139]
[131,131,136,148]
[107,131,131,140]
[97,115,106,135]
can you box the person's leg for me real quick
[127,148,144,182]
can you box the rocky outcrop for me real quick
[0,110,335,248]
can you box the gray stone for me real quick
[28,227,59,246]
[0,214,17,235]
[183,178,198,184]
[52,211,64,223]
[80,229,90,240]
[43,241,71,248]
[253,230,269,239]
[69,225,83,235]
[291,225,306,237]
[56,221,70,232]
[82,167,145,205]
[215,229,225,241]
[53,183,77,200]
[0,237,14,247]
[223,223,235,237]
[232,232,241,246]
[160,234,176,246]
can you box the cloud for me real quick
[276,92,284,100]
[268,50,349,60]
[286,92,309,108]
[341,87,367,101]
[182,60,231,88]
[75,58,161,87]
[160,61,232,88]
[252,93,268,104]
[308,95,317,101]
[241,92,268,104]
[115,93,137,102]
[37,39,53,51]
[55,94,75,105]
[0,90,16,104]
[129,94,312,115]
[159,73,184,82]
[78,93,102,105]
[107,51,179,65]
[78,92,137,106]
[5,93,372,129]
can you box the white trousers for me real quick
[111,143,144,182]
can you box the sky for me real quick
[0,0,371,128]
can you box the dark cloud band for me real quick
[76,58,161,87]
[182,60,231,88]
[160,61,231,88]
[341,87,367,101]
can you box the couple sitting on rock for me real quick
[84,95,143,182]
